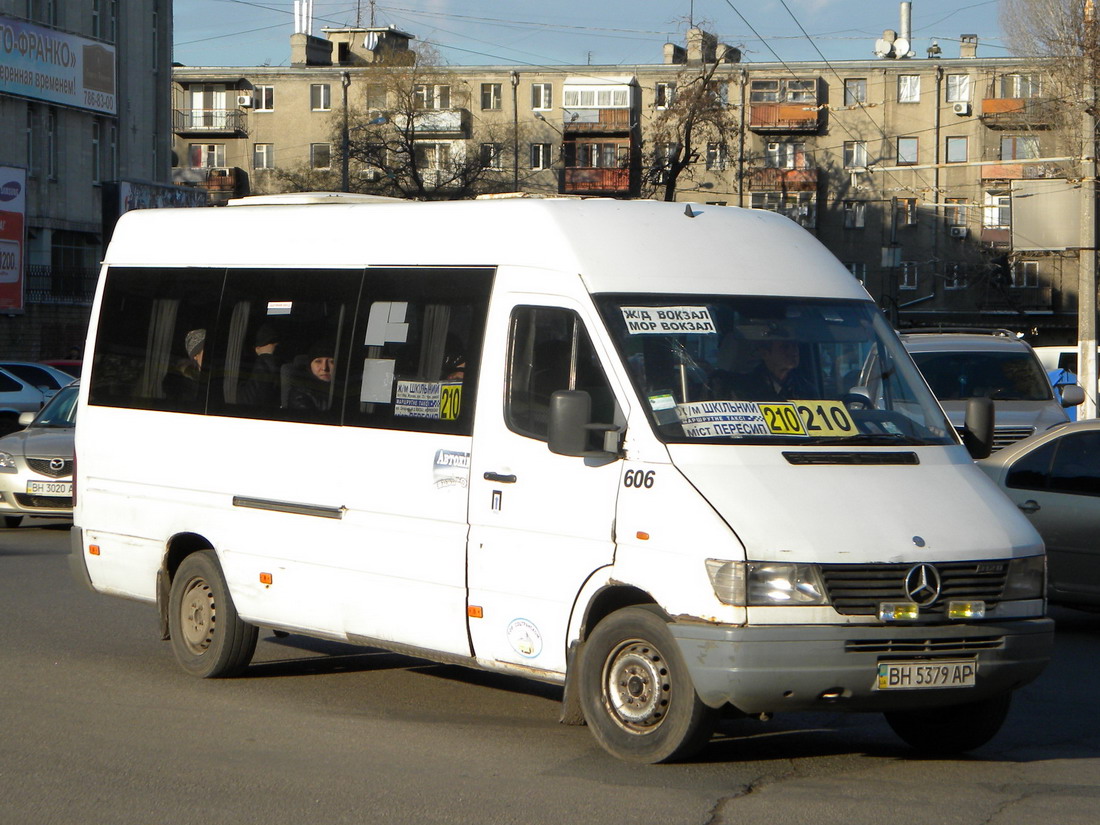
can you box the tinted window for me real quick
[910,350,1051,401]
[1048,431,1100,496]
[1,364,64,390]
[1006,440,1056,491]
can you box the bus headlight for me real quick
[706,560,827,606]
[1002,555,1046,600]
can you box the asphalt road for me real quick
[2,521,1099,825]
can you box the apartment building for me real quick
[170,25,1083,341]
[0,0,178,358]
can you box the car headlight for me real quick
[1002,555,1046,600]
[0,451,16,470]
[706,559,827,606]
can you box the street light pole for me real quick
[1080,0,1098,418]
[341,71,352,193]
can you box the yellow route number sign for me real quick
[791,400,857,438]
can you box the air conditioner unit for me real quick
[237,95,254,107]
[949,226,968,239]
[952,101,971,116]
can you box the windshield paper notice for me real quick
[676,400,856,438]
[621,306,717,334]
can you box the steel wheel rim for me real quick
[179,576,216,655]
[602,638,671,732]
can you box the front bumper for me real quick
[670,617,1053,714]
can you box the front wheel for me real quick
[167,550,257,678]
[578,605,716,763]
[884,691,1012,754]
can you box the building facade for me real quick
[0,0,174,359]
[171,25,1084,343]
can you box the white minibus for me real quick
[71,197,1052,763]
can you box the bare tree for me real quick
[642,58,739,201]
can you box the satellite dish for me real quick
[894,37,911,58]
[873,38,894,58]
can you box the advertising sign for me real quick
[0,15,116,114]
[0,165,26,312]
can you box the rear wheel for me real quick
[168,550,257,678]
[578,605,716,763]
[884,692,1012,754]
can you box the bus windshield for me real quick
[596,295,956,447]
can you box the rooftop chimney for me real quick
[959,34,978,58]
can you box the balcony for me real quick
[979,97,1056,129]
[562,108,632,134]
[173,108,248,136]
[563,167,631,194]
[980,162,1059,181]
[392,109,467,136]
[748,103,820,132]
[24,265,97,306]
[746,166,818,191]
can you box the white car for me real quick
[0,381,77,528]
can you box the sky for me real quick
[172,0,1012,69]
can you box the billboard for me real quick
[0,15,116,115]
[0,165,27,313]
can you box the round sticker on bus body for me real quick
[506,618,543,658]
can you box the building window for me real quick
[945,264,967,290]
[310,84,331,111]
[365,83,387,110]
[706,142,728,171]
[531,83,552,110]
[481,83,502,111]
[898,74,920,103]
[895,198,918,227]
[92,0,101,37]
[46,107,58,180]
[749,78,816,103]
[1001,73,1041,98]
[310,143,331,169]
[750,191,816,230]
[946,74,970,102]
[415,84,451,110]
[945,197,968,226]
[530,143,552,170]
[983,191,1011,229]
[1012,260,1039,287]
[899,261,919,290]
[843,78,867,106]
[843,201,866,229]
[655,81,676,109]
[253,143,273,170]
[91,120,102,185]
[255,85,274,111]
[843,140,867,169]
[479,143,503,169]
[415,142,452,170]
[26,107,36,176]
[844,262,867,283]
[896,136,919,165]
[945,136,968,163]
[1001,135,1040,160]
[106,121,117,180]
[765,142,806,169]
[189,143,225,168]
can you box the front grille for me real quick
[13,493,73,509]
[845,636,1006,655]
[992,427,1035,451]
[783,451,919,466]
[27,458,72,478]
[821,561,1009,616]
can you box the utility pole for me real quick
[1081,0,1098,418]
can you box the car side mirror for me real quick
[1058,384,1085,408]
[962,396,995,460]
[18,412,34,427]
[548,390,622,459]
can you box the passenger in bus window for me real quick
[286,339,335,411]
[239,323,282,406]
[163,328,205,402]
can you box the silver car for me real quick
[902,331,1083,451]
[977,419,1100,609]
[0,381,77,528]
[0,366,46,436]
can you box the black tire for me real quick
[884,691,1012,754]
[578,605,717,763]
[4,516,23,528]
[167,550,257,678]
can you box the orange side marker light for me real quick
[88,545,100,556]
[467,605,484,619]
[259,572,273,585]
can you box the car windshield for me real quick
[32,384,78,428]
[909,350,1053,401]
[596,295,956,447]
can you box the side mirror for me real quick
[961,396,995,460]
[18,411,35,427]
[548,390,622,459]
[1058,384,1085,408]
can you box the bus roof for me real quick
[103,198,867,300]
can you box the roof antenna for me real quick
[684,204,696,218]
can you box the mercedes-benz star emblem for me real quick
[903,563,941,607]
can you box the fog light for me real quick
[879,601,919,622]
[947,600,985,620]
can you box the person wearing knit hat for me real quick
[239,322,282,406]
[287,337,336,411]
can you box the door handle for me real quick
[484,472,517,484]
[1018,499,1040,514]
